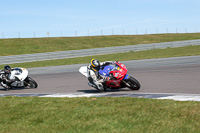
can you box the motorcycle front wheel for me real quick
[126,76,140,90]
[25,77,38,88]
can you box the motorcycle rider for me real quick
[0,65,16,90]
[87,59,115,92]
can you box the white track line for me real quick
[40,93,200,102]
[1,93,200,102]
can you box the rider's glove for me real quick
[115,61,120,63]
[111,61,118,64]
[103,77,108,81]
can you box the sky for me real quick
[0,0,200,38]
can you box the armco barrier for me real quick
[0,39,200,65]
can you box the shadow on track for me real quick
[78,88,136,93]
[0,87,36,91]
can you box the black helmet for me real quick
[91,59,100,71]
[4,65,11,74]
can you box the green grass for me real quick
[0,97,200,133]
[3,45,200,68]
[1,33,200,56]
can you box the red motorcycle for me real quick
[99,61,140,90]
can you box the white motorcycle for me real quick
[0,67,38,90]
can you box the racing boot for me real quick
[96,83,105,92]
[5,86,12,91]
[1,82,10,91]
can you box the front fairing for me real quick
[109,63,128,80]
[13,68,28,81]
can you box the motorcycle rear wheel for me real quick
[126,76,140,90]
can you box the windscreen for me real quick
[14,68,23,75]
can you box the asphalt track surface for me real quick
[1,56,200,101]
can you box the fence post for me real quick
[34,31,35,38]
[47,31,50,37]
[61,31,63,37]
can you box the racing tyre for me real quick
[25,77,38,88]
[126,76,140,90]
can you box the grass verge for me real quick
[0,97,200,133]
[2,45,200,68]
[0,33,200,56]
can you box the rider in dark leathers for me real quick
[0,65,16,90]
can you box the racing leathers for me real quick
[87,61,114,91]
[0,69,16,90]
